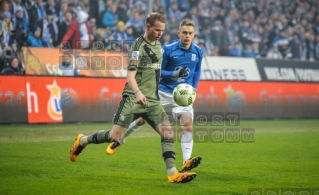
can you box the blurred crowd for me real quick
[1,0,319,74]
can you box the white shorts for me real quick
[159,90,194,120]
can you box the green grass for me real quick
[0,120,319,195]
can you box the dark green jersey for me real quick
[123,36,163,101]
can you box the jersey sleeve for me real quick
[192,51,203,89]
[127,40,142,71]
[161,45,174,78]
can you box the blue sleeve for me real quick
[161,46,174,78]
[192,53,202,89]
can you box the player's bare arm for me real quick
[126,70,147,105]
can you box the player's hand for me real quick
[179,67,188,77]
[173,67,188,78]
[135,91,147,105]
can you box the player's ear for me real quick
[177,31,180,37]
[146,23,150,30]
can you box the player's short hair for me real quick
[179,19,195,29]
[146,12,166,26]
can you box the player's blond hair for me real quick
[179,19,195,30]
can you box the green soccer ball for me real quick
[173,83,196,107]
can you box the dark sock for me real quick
[161,137,176,171]
[87,130,111,144]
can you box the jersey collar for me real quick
[178,39,193,51]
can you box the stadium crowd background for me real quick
[0,0,319,74]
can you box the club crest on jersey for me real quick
[191,54,196,61]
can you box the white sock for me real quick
[119,121,140,144]
[181,132,193,164]
[80,136,88,147]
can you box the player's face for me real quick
[147,20,165,42]
[178,25,195,48]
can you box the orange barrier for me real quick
[0,76,318,123]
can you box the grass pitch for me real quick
[0,120,318,195]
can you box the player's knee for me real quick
[181,125,192,133]
[161,126,174,138]
[136,118,146,126]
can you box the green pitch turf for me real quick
[0,120,318,195]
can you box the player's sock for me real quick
[181,132,193,164]
[119,121,140,144]
[161,137,178,176]
[81,130,111,146]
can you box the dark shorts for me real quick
[113,96,167,129]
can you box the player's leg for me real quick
[145,102,196,183]
[69,96,132,161]
[178,114,202,171]
[106,117,146,155]
[120,117,146,144]
[107,90,171,155]
[179,114,194,163]
[69,124,126,162]
[172,104,202,171]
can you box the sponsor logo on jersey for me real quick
[191,54,196,61]
[146,63,161,69]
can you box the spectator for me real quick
[102,5,119,30]
[112,21,129,41]
[211,20,228,56]
[125,26,135,42]
[166,15,179,38]
[228,43,242,57]
[167,0,183,23]
[238,19,251,48]
[178,0,191,13]
[61,10,94,50]
[80,0,90,14]
[224,18,236,46]
[116,1,129,23]
[0,1,10,19]
[2,11,14,47]
[124,9,145,38]
[27,27,43,47]
[200,27,214,55]
[197,8,210,32]
[11,0,29,25]
[57,1,68,23]
[252,43,261,58]
[248,23,261,44]
[289,33,302,60]
[243,44,255,58]
[67,3,77,18]
[70,0,81,11]
[36,10,58,48]
[57,53,79,76]
[305,30,315,61]
[272,29,289,58]
[266,46,283,59]
[57,11,73,44]
[1,57,20,74]
[183,6,199,35]
[45,0,57,20]
[28,0,46,32]
[13,7,29,32]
